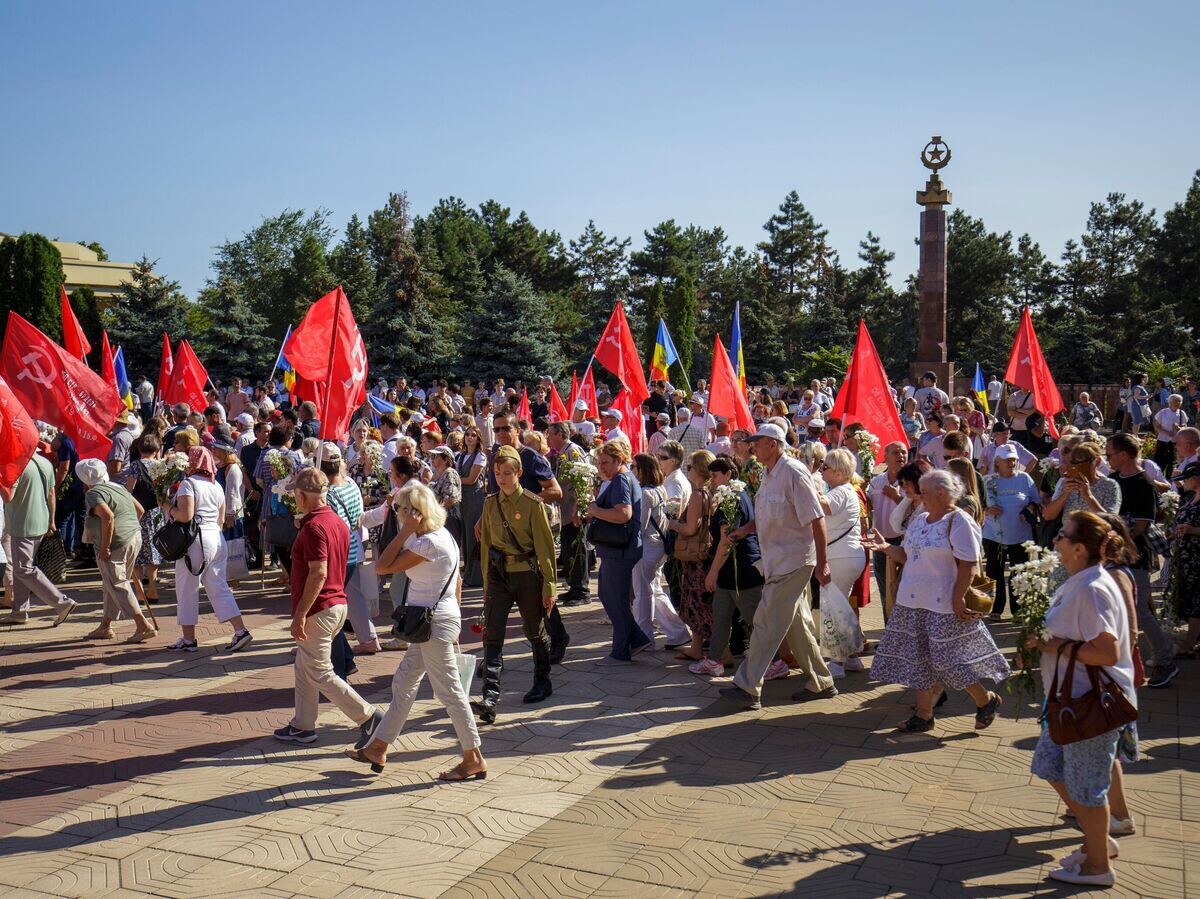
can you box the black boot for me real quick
[524,638,554,704]
[548,605,570,664]
[475,642,503,723]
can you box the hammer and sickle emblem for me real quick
[343,333,367,390]
[16,348,56,388]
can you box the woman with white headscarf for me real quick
[76,459,157,643]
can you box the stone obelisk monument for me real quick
[912,136,955,394]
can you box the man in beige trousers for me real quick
[720,423,836,711]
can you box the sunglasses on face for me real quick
[1053,531,1077,544]
[495,425,513,432]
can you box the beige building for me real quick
[0,233,139,301]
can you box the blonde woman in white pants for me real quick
[168,447,252,653]
[347,482,485,782]
[818,449,867,677]
[632,454,690,650]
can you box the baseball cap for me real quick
[994,444,1019,461]
[319,442,343,464]
[808,417,826,429]
[604,409,623,423]
[746,422,786,443]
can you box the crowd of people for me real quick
[2,365,1197,889]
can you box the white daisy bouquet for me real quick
[559,457,599,516]
[267,450,299,516]
[1005,541,1060,713]
[712,479,748,531]
[1036,456,1061,493]
[152,453,190,505]
[852,429,880,474]
[1159,490,1180,531]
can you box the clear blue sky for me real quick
[4,1,1197,297]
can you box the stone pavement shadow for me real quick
[742,825,1077,898]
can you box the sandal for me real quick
[674,651,703,662]
[975,692,1002,730]
[897,714,935,733]
[344,748,384,774]
[438,763,487,783]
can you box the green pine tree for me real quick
[666,273,697,376]
[459,266,564,382]
[193,279,274,379]
[0,233,65,340]
[108,257,192,376]
[642,280,667,368]
[330,214,380,323]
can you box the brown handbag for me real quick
[1041,642,1137,745]
[672,487,712,562]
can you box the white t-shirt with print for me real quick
[897,509,981,615]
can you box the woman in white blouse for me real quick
[347,482,486,781]
[819,449,867,676]
[866,470,1009,733]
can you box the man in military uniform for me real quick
[546,422,590,607]
[474,446,559,725]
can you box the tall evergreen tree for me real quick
[1147,170,1200,368]
[459,266,564,381]
[330,214,380,322]
[0,233,64,339]
[279,234,337,333]
[194,279,274,379]
[666,273,697,376]
[569,220,632,354]
[945,209,1017,375]
[109,258,192,375]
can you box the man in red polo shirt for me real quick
[273,467,382,745]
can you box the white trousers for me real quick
[344,564,378,643]
[375,607,480,752]
[827,554,866,600]
[174,529,242,626]
[633,551,691,646]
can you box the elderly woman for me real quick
[668,450,715,663]
[123,433,165,603]
[1169,463,1200,654]
[394,435,432,483]
[1042,443,1122,534]
[456,426,487,588]
[817,448,867,677]
[866,469,1008,733]
[347,482,486,781]
[694,455,769,677]
[429,445,462,548]
[587,440,652,664]
[631,453,691,652]
[76,459,157,643]
[1072,392,1103,431]
[168,446,252,653]
[1029,511,1138,888]
[900,397,923,449]
[730,428,764,498]
[319,443,378,655]
[982,444,1040,619]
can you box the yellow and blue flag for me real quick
[273,325,296,394]
[648,319,679,382]
[113,346,135,411]
[972,362,990,414]
[729,302,747,392]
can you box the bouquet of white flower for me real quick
[559,458,599,516]
[1160,490,1181,532]
[852,429,880,475]
[1005,541,1060,713]
[267,450,299,516]
[152,453,190,505]
[984,473,1003,542]
[1036,456,1061,493]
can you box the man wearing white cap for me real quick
[75,459,157,642]
[719,422,836,710]
[571,400,597,443]
[602,409,627,447]
[648,413,672,454]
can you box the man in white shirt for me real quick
[379,413,401,468]
[987,374,1003,410]
[1174,427,1199,490]
[913,371,949,417]
[571,400,597,443]
[648,413,671,453]
[867,442,908,608]
[602,409,627,447]
[720,422,834,710]
[1154,394,1189,475]
[707,421,732,456]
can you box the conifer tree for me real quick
[109,257,192,375]
[666,273,697,376]
[459,266,563,382]
[194,279,274,379]
[0,233,64,339]
[330,214,379,323]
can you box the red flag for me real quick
[593,302,650,405]
[156,333,173,406]
[163,340,209,414]
[421,417,442,435]
[60,287,91,361]
[1004,306,1065,440]
[516,386,532,426]
[707,336,755,433]
[566,372,579,415]
[579,366,599,419]
[828,319,908,463]
[100,330,117,388]
[1,312,124,458]
[609,387,646,457]
[0,374,39,498]
[284,287,367,441]
[548,382,569,422]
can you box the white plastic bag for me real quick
[357,560,380,618]
[225,537,250,582]
[818,582,864,661]
[455,652,476,697]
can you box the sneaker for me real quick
[380,637,409,651]
[843,656,865,672]
[1147,664,1179,688]
[355,708,384,750]
[53,599,78,627]
[827,661,846,679]
[227,630,253,652]
[1047,863,1115,887]
[1060,835,1120,866]
[689,658,725,677]
[273,725,317,744]
[763,659,790,681]
[0,612,30,625]
[718,685,761,711]
[1109,816,1136,835]
[167,637,199,652]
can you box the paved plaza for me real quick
[0,567,1196,898]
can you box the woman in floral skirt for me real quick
[668,450,715,663]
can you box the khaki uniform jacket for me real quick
[480,487,557,599]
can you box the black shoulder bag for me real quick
[391,549,459,643]
[154,477,205,572]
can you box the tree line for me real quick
[1,173,1197,386]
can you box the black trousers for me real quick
[481,567,552,705]
[558,521,590,601]
[1154,440,1177,477]
[984,539,1028,615]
